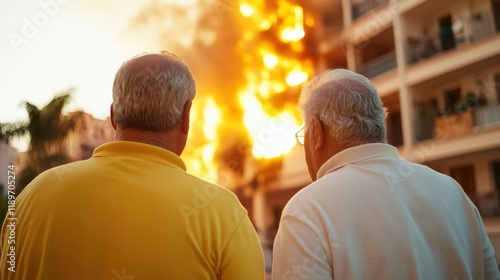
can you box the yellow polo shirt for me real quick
[1,141,265,279]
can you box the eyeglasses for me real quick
[295,126,305,145]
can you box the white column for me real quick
[392,4,415,159]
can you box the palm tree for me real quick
[0,89,84,193]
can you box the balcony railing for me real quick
[406,10,498,64]
[434,110,473,139]
[474,103,500,127]
[352,0,389,20]
[416,102,500,142]
[357,50,397,79]
[479,191,500,218]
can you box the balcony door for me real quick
[444,87,461,114]
[439,14,456,51]
[492,0,500,32]
[495,73,500,103]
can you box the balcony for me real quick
[479,191,500,218]
[406,10,498,65]
[416,101,500,142]
[434,110,473,139]
[351,0,389,21]
[475,103,500,128]
[358,50,396,79]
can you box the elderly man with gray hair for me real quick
[272,69,499,279]
[0,51,265,279]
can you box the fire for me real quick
[129,0,314,185]
[233,0,311,159]
[286,66,309,86]
[240,91,300,159]
[202,97,221,141]
[184,97,222,183]
[239,3,255,18]
[182,0,313,184]
[263,54,279,69]
[278,3,305,42]
[237,46,311,158]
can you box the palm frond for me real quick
[0,122,29,142]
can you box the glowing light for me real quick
[272,83,287,93]
[187,0,314,178]
[240,3,255,18]
[286,68,308,86]
[305,17,314,27]
[280,28,305,42]
[263,54,279,68]
[202,98,222,141]
[202,144,217,165]
[279,5,305,42]
[239,91,301,159]
[184,97,222,185]
[259,19,272,30]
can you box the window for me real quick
[494,73,500,103]
[439,14,456,51]
[493,161,500,190]
[492,0,500,32]
[444,87,461,114]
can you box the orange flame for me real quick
[278,3,305,42]
[184,97,222,183]
[239,91,300,159]
[184,0,313,183]
[232,1,311,159]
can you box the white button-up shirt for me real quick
[273,143,499,280]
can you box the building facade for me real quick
[65,112,115,161]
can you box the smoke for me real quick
[130,0,252,178]
[77,0,307,184]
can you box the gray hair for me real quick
[298,69,387,146]
[112,51,196,132]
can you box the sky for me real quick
[0,0,304,163]
[0,0,201,151]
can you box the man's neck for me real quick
[116,128,182,155]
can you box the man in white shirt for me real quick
[272,69,500,279]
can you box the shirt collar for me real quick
[92,141,187,171]
[317,143,400,179]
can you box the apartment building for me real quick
[234,0,500,267]
[65,112,115,161]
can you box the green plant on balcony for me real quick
[454,91,479,112]
[454,90,489,113]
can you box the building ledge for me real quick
[406,34,500,86]
[372,67,399,97]
[484,218,500,236]
[343,3,393,45]
[408,124,500,163]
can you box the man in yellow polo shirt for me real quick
[0,51,265,279]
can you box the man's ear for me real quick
[311,116,324,151]
[110,104,117,131]
[181,100,192,135]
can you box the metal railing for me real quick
[357,50,397,78]
[406,10,498,64]
[479,191,500,218]
[474,103,500,127]
[414,102,500,142]
[351,0,389,20]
